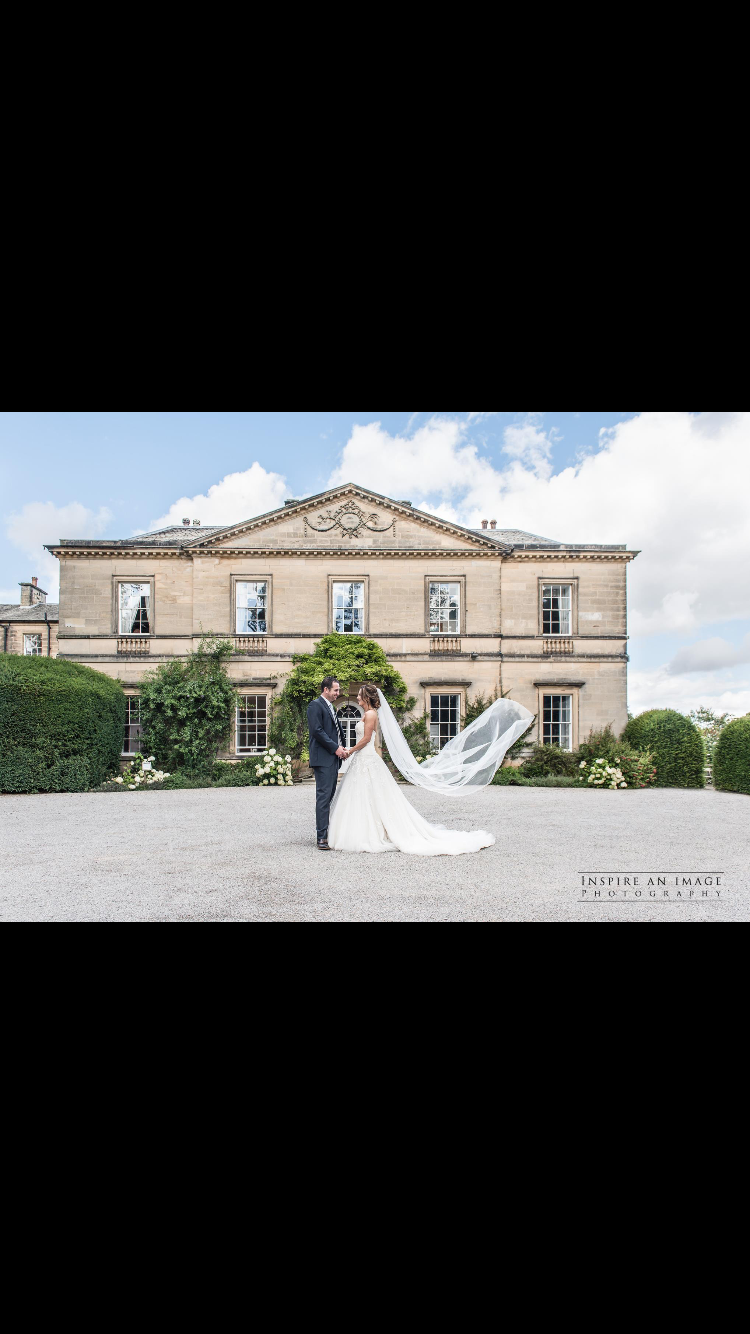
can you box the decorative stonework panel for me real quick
[304,500,395,541]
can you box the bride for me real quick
[327,683,534,856]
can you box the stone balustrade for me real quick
[235,637,268,655]
[543,638,574,655]
[430,637,462,654]
[117,638,150,656]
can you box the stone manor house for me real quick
[44,484,640,760]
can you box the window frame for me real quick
[429,692,462,752]
[535,685,581,751]
[230,574,273,637]
[425,575,467,636]
[122,694,143,756]
[538,578,578,637]
[328,575,369,635]
[112,576,155,637]
[23,633,43,656]
[236,693,269,754]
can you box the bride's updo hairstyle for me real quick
[358,683,381,711]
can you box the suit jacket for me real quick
[307,697,345,769]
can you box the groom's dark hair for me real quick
[320,677,339,693]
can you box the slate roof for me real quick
[474,527,628,551]
[57,525,228,549]
[0,603,59,622]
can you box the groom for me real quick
[307,677,348,851]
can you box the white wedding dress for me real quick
[327,720,496,856]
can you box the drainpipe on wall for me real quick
[45,612,51,657]
[1,624,7,654]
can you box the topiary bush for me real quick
[713,716,750,795]
[0,657,125,793]
[622,709,705,788]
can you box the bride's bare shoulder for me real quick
[364,708,378,722]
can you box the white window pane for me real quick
[119,583,151,635]
[333,583,364,634]
[543,585,571,636]
[123,696,143,754]
[237,695,268,752]
[236,582,268,634]
[24,634,42,655]
[429,583,460,634]
[429,693,461,751]
[543,695,573,750]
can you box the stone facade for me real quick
[46,486,639,756]
[0,579,59,657]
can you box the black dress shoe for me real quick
[317,839,331,852]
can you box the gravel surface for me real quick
[0,786,745,922]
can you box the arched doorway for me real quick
[337,703,363,752]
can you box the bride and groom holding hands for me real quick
[307,676,535,856]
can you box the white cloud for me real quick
[629,664,750,717]
[148,462,290,531]
[4,501,113,601]
[666,633,750,676]
[328,411,750,638]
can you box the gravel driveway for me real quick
[1,786,745,922]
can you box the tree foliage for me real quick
[139,635,238,774]
[713,716,750,795]
[688,707,735,764]
[268,634,410,760]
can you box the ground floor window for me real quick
[430,694,461,752]
[543,694,572,750]
[123,696,143,754]
[237,695,268,752]
[24,634,43,655]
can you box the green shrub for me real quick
[160,772,214,790]
[526,775,579,788]
[576,725,622,763]
[622,709,705,788]
[492,767,532,786]
[212,760,263,788]
[713,717,750,795]
[0,657,124,793]
[520,744,580,778]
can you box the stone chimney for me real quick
[489,520,497,530]
[182,518,191,526]
[481,520,488,530]
[19,577,47,606]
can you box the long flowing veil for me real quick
[376,690,535,795]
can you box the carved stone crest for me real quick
[305,500,395,541]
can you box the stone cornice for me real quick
[508,550,639,562]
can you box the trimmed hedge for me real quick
[621,709,705,789]
[0,657,125,793]
[713,717,750,795]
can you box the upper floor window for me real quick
[333,582,364,634]
[119,583,151,635]
[543,585,571,636]
[236,581,267,635]
[123,696,143,755]
[24,634,42,655]
[429,582,460,635]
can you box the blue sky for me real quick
[1,411,748,717]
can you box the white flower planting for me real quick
[116,754,171,790]
[253,747,294,787]
[578,757,628,790]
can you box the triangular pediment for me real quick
[189,485,507,554]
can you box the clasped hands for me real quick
[336,746,353,760]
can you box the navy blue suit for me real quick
[307,696,345,840]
